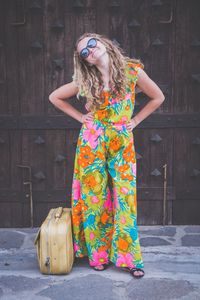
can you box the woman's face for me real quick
[77,37,107,64]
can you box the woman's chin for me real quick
[95,51,107,61]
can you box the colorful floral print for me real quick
[71,62,144,269]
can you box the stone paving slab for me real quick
[182,235,200,246]
[0,226,200,300]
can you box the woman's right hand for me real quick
[80,112,94,123]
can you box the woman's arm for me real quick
[49,81,93,123]
[127,69,165,131]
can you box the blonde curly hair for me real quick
[73,32,144,112]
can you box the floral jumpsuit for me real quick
[71,62,144,269]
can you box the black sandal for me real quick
[120,266,145,278]
[129,268,145,278]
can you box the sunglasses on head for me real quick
[79,38,97,59]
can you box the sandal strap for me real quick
[130,268,144,273]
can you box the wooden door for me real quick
[0,0,199,227]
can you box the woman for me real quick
[49,33,165,278]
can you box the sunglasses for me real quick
[79,38,97,59]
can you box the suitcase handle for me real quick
[54,207,63,219]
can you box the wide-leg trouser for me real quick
[71,121,144,269]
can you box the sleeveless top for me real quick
[72,62,144,125]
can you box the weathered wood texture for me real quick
[0,0,199,227]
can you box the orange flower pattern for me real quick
[71,62,144,269]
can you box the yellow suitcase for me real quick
[34,207,74,275]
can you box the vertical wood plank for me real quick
[44,0,65,114]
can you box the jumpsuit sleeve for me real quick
[126,62,144,85]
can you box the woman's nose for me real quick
[88,48,94,56]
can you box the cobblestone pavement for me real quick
[0,226,200,300]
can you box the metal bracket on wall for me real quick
[17,164,33,227]
[159,0,174,24]
[11,0,26,26]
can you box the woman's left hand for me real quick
[127,118,137,132]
